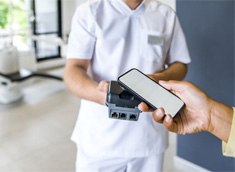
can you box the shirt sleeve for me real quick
[166,15,191,65]
[222,107,235,157]
[67,3,96,59]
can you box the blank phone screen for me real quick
[118,69,184,117]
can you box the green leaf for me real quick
[0,2,8,28]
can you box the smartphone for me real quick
[118,68,184,117]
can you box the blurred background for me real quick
[0,0,234,171]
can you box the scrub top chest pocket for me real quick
[143,30,166,63]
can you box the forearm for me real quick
[64,63,105,105]
[209,99,233,142]
[152,62,188,81]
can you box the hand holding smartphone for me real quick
[118,68,184,117]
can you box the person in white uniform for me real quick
[64,0,191,171]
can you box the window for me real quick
[0,0,28,50]
[31,0,62,62]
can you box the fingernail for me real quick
[165,115,171,123]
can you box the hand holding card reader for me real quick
[118,68,184,118]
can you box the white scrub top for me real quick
[67,0,191,157]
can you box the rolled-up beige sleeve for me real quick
[222,107,235,157]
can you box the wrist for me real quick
[207,99,233,142]
[207,98,216,134]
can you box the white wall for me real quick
[62,0,77,37]
[76,0,87,6]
